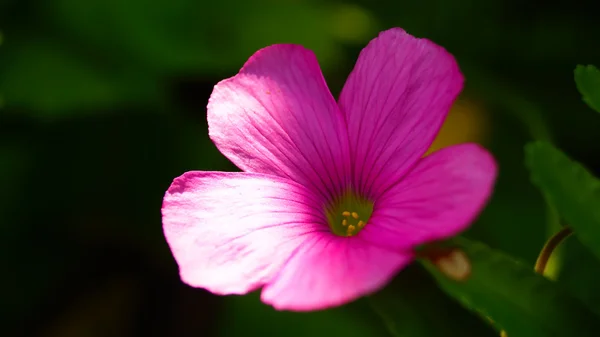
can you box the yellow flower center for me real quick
[325,191,374,237]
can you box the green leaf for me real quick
[525,141,600,262]
[369,265,497,337]
[557,239,600,317]
[49,0,343,74]
[0,37,162,117]
[574,64,600,113]
[220,292,388,337]
[423,237,600,337]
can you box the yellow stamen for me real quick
[347,225,356,236]
[325,191,374,237]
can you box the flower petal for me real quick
[208,45,351,202]
[338,28,464,199]
[261,235,412,311]
[360,143,497,251]
[162,171,327,295]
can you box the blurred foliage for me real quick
[575,65,600,113]
[526,142,600,262]
[369,265,496,337]
[423,237,600,337]
[2,0,600,336]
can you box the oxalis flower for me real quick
[162,28,497,311]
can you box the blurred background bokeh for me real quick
[2,0,600,336]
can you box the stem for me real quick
[534,226,573,275]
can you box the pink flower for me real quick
[162,28,497,311]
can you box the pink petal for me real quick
[338,28,464,200]
[261,235,413,311]
[359,143,497,251]
[162,171,327,295]
[208,45,351,203]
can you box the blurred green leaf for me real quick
[525,141,600,262]
[49,0,343,75]
[0,38,161,116]
[369,265,497,337]
[575,65,600,113]
[0,30,4,109]
[423,237,600,337]
[220,292,388,337]
[50,0,224,73]
[557,239,600,316]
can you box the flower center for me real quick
[325,191,374,237]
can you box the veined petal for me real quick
[360,144,497,251]
[261,235,412,311]
[208,45,351,202]
[338,28,464,200]
[162,171,327,295]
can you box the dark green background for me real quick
[2,0,600,336]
